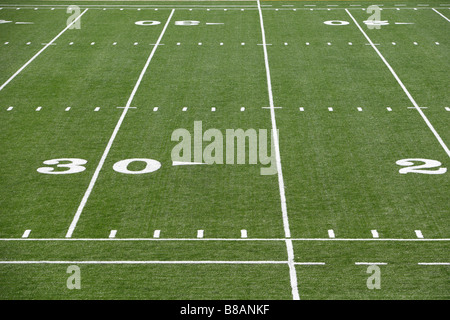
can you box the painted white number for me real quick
[396,159,447,175]
[175,20,200,26]
[135,20,161,26]
[324,20,350,26]
[37,158,87,175]
[112,158,161,175]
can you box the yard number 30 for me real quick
[37,158,161,175]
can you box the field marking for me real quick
[432,8,450,22]
[1,238,449,242]
[65,9,175,238]
[21,230,31,238]
[415,230,424,239]
[371,230,379,238]
[172,161,205,166]
[109,230,117,238]
[0,9,89,92]
[346,9,450,158]
[328,229,335,238]
[0,260,289,265]
[153,230,161,238]
[355,262,387,265]
[418,262,450,265]
[241,229,248,238]
[197,230,204,238]
[7,106,13,111]
[257,0,299,301]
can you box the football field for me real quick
[0,0,449,300]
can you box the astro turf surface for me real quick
[0,0,448,299]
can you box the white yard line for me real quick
[256,0,299,301]
[65,9,175,238]
[0,9,89,92]
[2,238,450,242]
[432,8,450,22]
[418,262,450,265]
[346,9,450,158]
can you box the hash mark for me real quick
[22,230,31,238]
[371,230,379,238]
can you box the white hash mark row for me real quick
[327,229,427,239]
[1,6,450,11]
[4,42,443,46]
[4,107,450,112]
[20,229,428,239]
[105,229,248,239]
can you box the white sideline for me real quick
[2,237,450,242]
[346,9,450,158]
[432,8,450,22]
[256,0,299,301]
[0,9,89,92]
[65,9,176,238]
[0,260,293,265]
[3,237,450,241]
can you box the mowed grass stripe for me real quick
[0,9,174,237]
[263,9,449,239]
[345,9,450,158]
[71,9,285,240]
[65,9,175,238]
[0,9,88,92]
[0,8,78,85]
